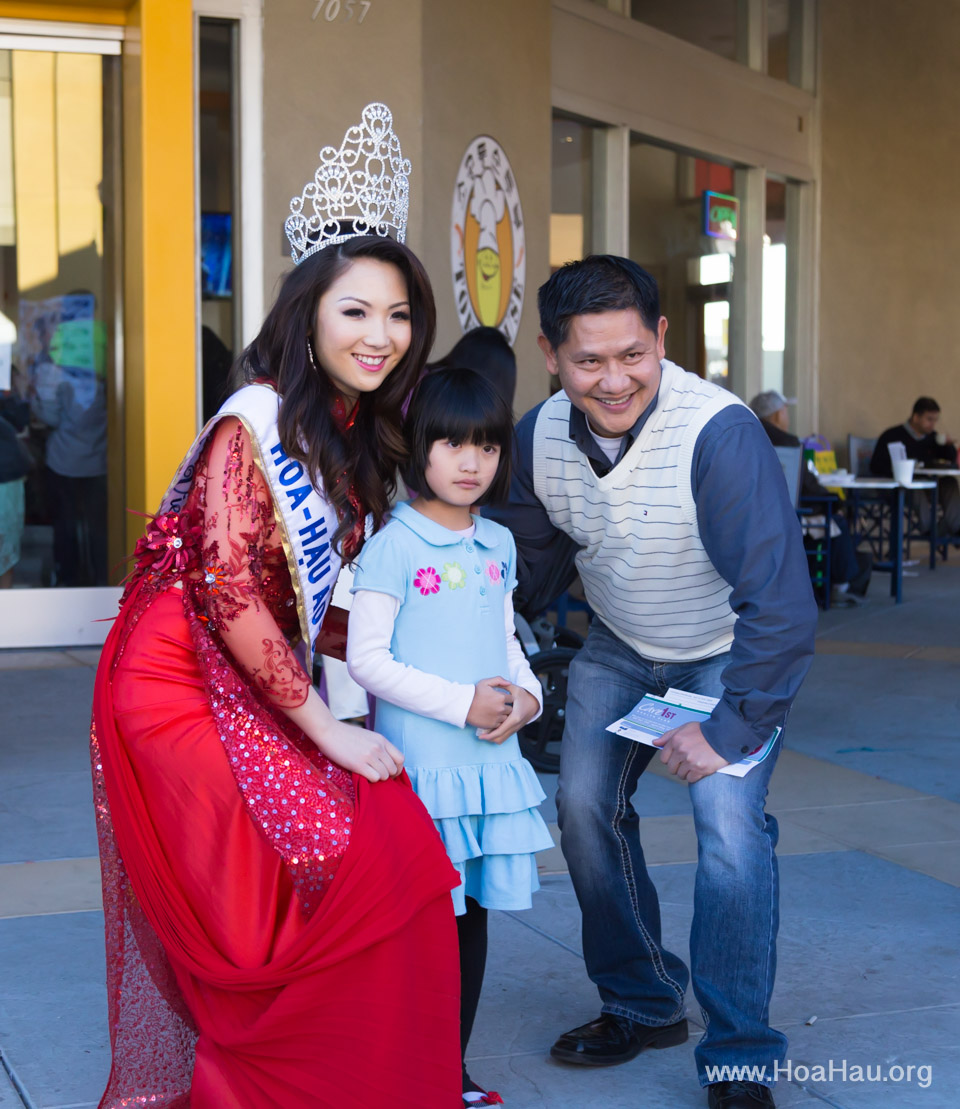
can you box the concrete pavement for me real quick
[2,564,959,1107]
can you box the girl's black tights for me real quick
[457,896,488,1087]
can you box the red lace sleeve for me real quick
[194,420,312,708]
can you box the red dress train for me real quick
[91,420,461,1107]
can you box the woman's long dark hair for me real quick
[236,235,436,555]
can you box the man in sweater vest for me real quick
[491,257,817,1109]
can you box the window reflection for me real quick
[630,0,739,63]
[0,49,119,589]
[629,137,737,387]
[762,178,787,395]
[199,19,239,423]
[550,113,600,270]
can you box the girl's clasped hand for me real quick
[467,675,539,743]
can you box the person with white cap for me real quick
[749,389,794,433]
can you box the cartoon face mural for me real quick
[451,136,525,343]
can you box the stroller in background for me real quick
[513,589,590,773]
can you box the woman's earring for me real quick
[306,338,319,371]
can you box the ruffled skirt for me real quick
[407,754,555,916]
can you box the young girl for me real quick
[348,367,555,1106]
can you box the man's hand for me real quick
[654,722,729,783]
[477,685,540,745]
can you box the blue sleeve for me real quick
[691,407,818,763]
[486,403,581,614]
[350,524,409,602]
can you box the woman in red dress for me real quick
[91,145,462,1102]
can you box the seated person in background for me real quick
[750,391,871,603]
[870,396,960,540]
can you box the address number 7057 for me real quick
[312,0,372,23]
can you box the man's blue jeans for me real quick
[556,619,787,1083]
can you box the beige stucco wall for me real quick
[261,0,552,417]
[420,0,552,417]
[818,0,960,457]
[261,0,424,305]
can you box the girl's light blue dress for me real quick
[352,501,554,915]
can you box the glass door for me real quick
[628,136,739,387]
[198,16,240,424]
[0,33,123,646]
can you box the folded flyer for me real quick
[606,687,780,778]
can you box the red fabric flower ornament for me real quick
[132,510,202,577]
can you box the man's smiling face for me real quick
[538,308,668,438]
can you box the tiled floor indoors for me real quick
[1,564,958,1107]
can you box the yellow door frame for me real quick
[0,0,197,551]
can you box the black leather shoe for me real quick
[550,1013,688,1066]
[707,1081,776,1108]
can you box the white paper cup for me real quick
[892,458,916,485]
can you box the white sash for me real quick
[160,384,341,664]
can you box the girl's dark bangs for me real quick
[422,388,511,447]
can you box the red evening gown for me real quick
[91,420,461,1107]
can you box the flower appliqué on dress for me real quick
[441,562,466,590]
[202,560,229,592]
[131,510,202,578]
[414,566,441,595]
[486,560,501,585]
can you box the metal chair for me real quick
[773,445,803,508]
[514,610,581,773]
[847,434,876,477]
[776,446,834,607]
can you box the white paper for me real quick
[663,687,719,712]
[606,686,780,778]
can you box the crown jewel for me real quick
[285,102,410,265]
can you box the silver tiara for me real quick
[284,102,410,265]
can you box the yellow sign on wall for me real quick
[450,135,525,343]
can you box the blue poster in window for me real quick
[201,212,232,298]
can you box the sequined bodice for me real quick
[110,416,358,919]
[120,420,313,707]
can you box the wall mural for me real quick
[450,135,525,343]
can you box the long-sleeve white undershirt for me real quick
[347,589,544,728]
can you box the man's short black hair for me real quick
[912,396,940,417]
[403,366,513,506]
[538,255,661,351]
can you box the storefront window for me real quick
[762,176,787,395]
[198,18,240,424]
[629,137,738,387]
[630,0,739,64]
[767,0,790,81]
[550,113,601,270]
[588,0,809,88]
[767,0,811,87]
[0,47,121,589]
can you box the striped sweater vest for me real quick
[532,359,748,661]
